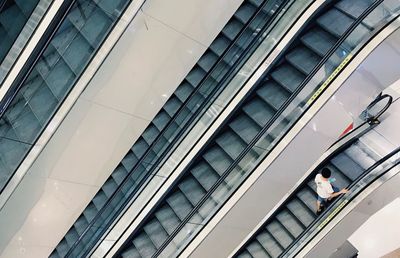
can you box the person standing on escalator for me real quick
[315,167,348,215]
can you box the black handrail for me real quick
[145,1,387,256]
[328,93,393,149]
[365,93,393,124]
[65,0,293,257]
[283,145,400,257]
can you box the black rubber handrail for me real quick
[365,93,393,124]
[65,0,293,257]
[283,145,400,257]
[145,1,387,257]
[0,0,7,14]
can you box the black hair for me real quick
[321,167,331,178]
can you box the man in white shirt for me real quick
[315,167,348,215]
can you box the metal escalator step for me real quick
[202,146,233,175]
[229,113,261,144]
[132,232,157,258]
[197,50,219,73]
[121,247,141,258]
[317,8,354,38]
[175,81,196,105]
[120,152,138,174]
[301,26,337,57]
[64,227,79,246]
[344,143,376,170]
[209,34,231,56]
[242,97,275,127]
[178,176,206,206]
[286,45,322,75]
[257,231,283,257]
[186,66,207,88]
[152,110,171,131]
[190,161,220,191]
[74,215,89,235]
[0,5,26,38]
[330,152,364,180]
[55,239,69,258]
[28,86,59,125]
[141,124,160,145]
[266,220,293,248]
[238,249,254,258]
[297,187,317,213]
[83,203,98,223]
[222,17,244,41]
[215,130,247,160]
[92,191,108,210]
[166,191,193,221]
[143,218,169,248]
[257,80,291,111]
[276,209,304,238]
[287,198,315,227]
[163,96,183,117]
[154,204,181,235]
[270,64,305,93]
[335,0,374,20]
[235,2,258,23]
[246,240,271,258]
[102,178,118,197]
[14,0,38,16]
[77,9,112,47]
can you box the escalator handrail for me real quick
[0,0,76,117]
[146,1,390,256]
[365,93,393,123]
[0,0,77,196]
[281,145,400,257]
[64,0,294,256]
[329,93,393,149]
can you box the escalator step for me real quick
[270,64,305,93]
[266,221,293,248]
[297,188,317,213]
[242,97,275,127]
[335,0,374,20]
[222,17,244,41]
[235,2,258,24]
[178,176,206,206]
[229,113,261,144]
[154,204,181,235]
[197,50,219,73]
[330,152,364,180]
[317,8,354,38]
[287,199,315,227]
[286,45,322,75]
[257,231,283,257]
[209,34,231,56]
[132,232,157,258]
[344,142,377,170]
[257,80,291,110]
[246,241,271,258]
[166,191,193,221]
[276,209,304,238]
[301,26,337,57]
[202,146,233,175]
[215,130,247,160]
[190,161,220,191]
[143,218,169,248]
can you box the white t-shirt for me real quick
[315,174,333,198]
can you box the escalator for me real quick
[51,0,309,257]
[113,1,400,257]
[233,128,400,258]
[0,0,41,66]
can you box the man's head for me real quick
[321,167,331,179]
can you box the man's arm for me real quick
[329,188,348,199]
